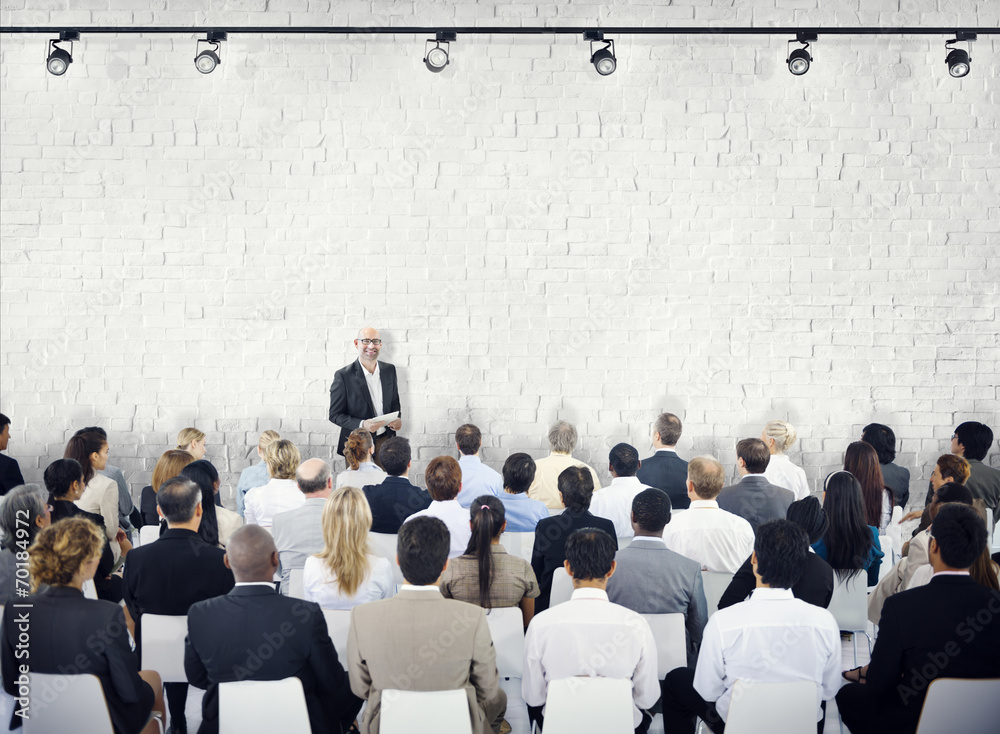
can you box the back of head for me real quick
[558,466,595,512]
[564,528,616,581]
[763,420,797,453]
[64,431,106,484]
[609,443,639,477]
[465,495,506,609]
[0,485,47,550]
[861,423,897,464]
[179,461,220,543]
[821,471,874,582]
[736,438,770,474]
[297,458,332,495]
[653,412,683,446]
[29,517,104,592]
[455,424,482,456]
[937,454,971,485]
[258,429,281,452]
[318,486,372,596]
[934,481,974,506]
[0,413,9,432]
[502,453,536,494]
[932,503,988,570]
[263,439,301,480]
[157,476,202,526]
[631,488,671,534]
[425,456,461,501]
[844,441,890,524]
[397,516,450,585]
[343,429,373,470]
[786,495,829,544]
[687,456,725,500]
[44,458,84,498]
[954,421,994,462]
[379,436,411,476]
[225,524,277,581]
[548,421,578,454]
[176,426,205,449]
[75,426,107,440]
[754,520,809,589]
[152,449,196,492]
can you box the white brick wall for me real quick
[2,1,998,508]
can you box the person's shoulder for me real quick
[333,361,358,378]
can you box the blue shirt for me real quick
[497,491,549,532]
[455,455,503,507]
[236,462,270,517]
[811,525,884,587]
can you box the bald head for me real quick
[355,326,382,363]
[296,458,333,496]
[224,525,279,582]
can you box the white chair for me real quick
[24,673,115,734]
[139,524,160,546]
[701,571,734,617]
[915,677,1000,733]
[724,679,818,734]
[549,567,574,607]
[542,677,633,734]
[218,677,311,734]
[381,688,472,734]
[82,579,98,600]
[287,567,306,599]
[368,532,405,586]
[640,613,686,678]
[503,532,535,563]
[486,607,525,679]
[828,575,872,667]
[877,535,892,583]
[140,614,188,683]
[322,608,352,660]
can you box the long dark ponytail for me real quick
[464,495,506,610]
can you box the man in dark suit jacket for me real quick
[716,438,794,534]
[531,466,617,612]
[328,327,402,462]
[185,525,362,734]
[0,414,25,496]
[837,503,1000,734]
[124,477,235,733]
[362,437,432,533]
[636,412,690,510]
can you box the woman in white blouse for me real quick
[335,429,387,489]
[303,486,393,609]
[64,430,123,561]
[760,420,810,500]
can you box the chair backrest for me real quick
[701,571,735,617]
[549,567,574,607]
[502,532,534,563]
[368,532,405,586]
[828,575,868,632]
[380,689,472,734]
[915,677,1000,734]
[82,579,98,600]
[322,608,352,660]
[877,536,892,582]
[218,677,311,734]
[25,673,114,734]
[640,613,686,678]
[141,613,188,683]
[139,524,160,546]
[485,607,524,678]
[542,677,633,734]
[724,679,818,734]
[287,567,306,599]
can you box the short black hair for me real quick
[157,476,201,524]
[557,466,594,513]
[861,423,897,464]
[786,496,829,544]
[398,516,450,585]
[564,528,617,581]
[75,426,107,439]
[935,482,974,506]
[736,438,770,474]
[754,520,809,589]
[43,458,84,498]
[379,436,411,476]
[455,424,482,455]
[631,488,671,534]
[932,503,988,569]
[502,453,536,494]
[0,413,10,430]
[954,422,994,462]
[609,443,639,477]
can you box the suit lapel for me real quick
[354,360,376,416]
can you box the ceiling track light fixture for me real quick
[46,31,79,76]
[786,33,817,75]
[945,31,976,78]
[584,31,616,76]
[424,31,456,73]
[194,31,227,74]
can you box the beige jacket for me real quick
[868,529,930,624]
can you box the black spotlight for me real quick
[945,32,976,78]
[46,31,79,76]
[584,31,616,76]
[424,32,456,73]
[786,33,817,75]
[195,31,227,74]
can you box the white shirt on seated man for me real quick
[589,442,653,540]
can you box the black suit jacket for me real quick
[0,454,24,496]
[880,462,910,509]
[328,360,402,456]
[122,528,235,664]
[530,510,618,613]
[185,585,361,734]
[718,551,835,611]
[362,476,432,534]
[716,475,794,534]
[49,499,119,601]
[636,451,690,509]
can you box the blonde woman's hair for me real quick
[176,427,205,449]
[343,429,373,471]
[314,486,372,597]
[763,420,798,453]
[29,517,104,592]
[263,439,301,480]
[258,430,281,450]
[152,449,196,492]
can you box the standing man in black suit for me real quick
[636,412,690,509]
[124,477,235,734]
[0,413,25,495]
[328,326,402,467]
[185,524,362,734]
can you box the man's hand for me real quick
[900,510,923,523]
[387,418,402,431]
[363,419,387,433]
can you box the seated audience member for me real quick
[65,430,123,560]
[760,419,809,500]
[176,427,207,460]
[303,485,394,609]
[813,472,883,587]
[844,441,893,532]
[606,488,707,665]
[862,423,910,509]
[948,421,1000,527]
[244,439,304,529]
[903,505,999,592]
[905,453,971,530]
[2,518,166,734]
[662,456,755,574]
[718,495,835,610]
[454,423,504,506]
[362,437,432,533]
[123,477,235,733]
[273,458,334,594]
[236,429,280,517]
[717,438,794,533]
[181,460,243,547]
[497,453,548,532]
[523,528,658,733]
[590,443,653,540]
[46,458,127,603]
[336,428,387,489]
[78,426,137,534]
[837,503,1000,734]
[531,466,617,612]
[140,449,196,527]
[0,413,25,494]
[404,456,472,558]
[185,525,362,734]
[662,520,841,734]
[347,516,508,734]
[527,420,602,509]
[636,412,689,509]
[0,484,50,603]
[440,495,540,626]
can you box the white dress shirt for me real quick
[244,478,306,529]
[522,587,659,728]
[589,476,653,540]
[76,473,121,561]
[694,587,842,723]
[336,461,388,489]
[359,358,386,435]
[762,454,810,500]
[404,499,472,558]
[455,455,504,507]
[302,554,394,609]
[661,499,755,573]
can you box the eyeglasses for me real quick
[358,339,382,346]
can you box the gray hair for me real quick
[157,477,201,524]
[0,485,48,550]
[296,458,332,495]
[548,421,578,454]
[653,412,683,446]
